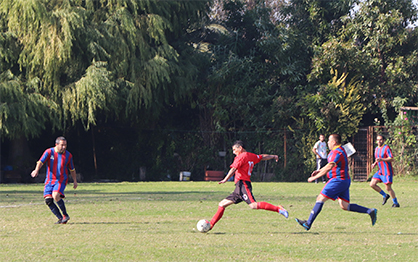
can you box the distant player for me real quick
[295,134,377,231]
[31,136,78,224]
[312,134,327,183]
[208,140,288,231]
[370,134,400,207]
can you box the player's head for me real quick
[232,140,245,155]
[376,134,385,147]
[55,136,67,154]
[328,134,341,148]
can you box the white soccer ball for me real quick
[196,219,211,233]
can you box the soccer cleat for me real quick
[369,208,377,226]
[382,194,390,205]
[61,215,70,224]
[55,219,63,224]
[392,203,400,208]
[278,205,289,218]
[295,218,310,231]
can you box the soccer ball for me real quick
[196,219,211,233]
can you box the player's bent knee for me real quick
[45,198,54,206]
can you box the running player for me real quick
[370,134,400,207]
[208,140,288,231]
[295,134,377,231]
[31,136,78,224]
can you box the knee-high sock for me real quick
[257,202,279,212]
[57,199,68,217]
[210,206,225,228]
[348,203,369,214]
[379,190,386,197]
[47,202,63,219]
[307,201,324,226]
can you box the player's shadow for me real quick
[70,221,149,225]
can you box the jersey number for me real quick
[247,161,254,176]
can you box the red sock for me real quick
[210,206,225,228]
[257,202,279,212]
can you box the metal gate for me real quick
[350,127,373,181]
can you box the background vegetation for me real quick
[1,0,418,181]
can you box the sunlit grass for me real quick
[1,178,417,261]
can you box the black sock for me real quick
[57,199,68,217]
[48,202,63,219]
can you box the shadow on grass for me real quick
[70,221,150,225]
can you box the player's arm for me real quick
[377,157,393,163]
[219,167,236,184]
[70,169,78,189]
[31,161,43,178]
[308,162,335,183]
[260,154,279,162]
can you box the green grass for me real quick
[1,178,418,261]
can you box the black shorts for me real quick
[226,180,256,205]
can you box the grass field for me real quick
[1,178,417,261]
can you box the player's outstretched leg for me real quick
[209,206,225,230]
[256,202,289,218]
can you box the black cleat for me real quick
[55,219,63,224]
[61,215,70,224]
[392,203,400,208]
[295,218,310,231]
[382,194,390,205]
[369,208,377,226]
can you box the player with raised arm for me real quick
[208,140,288,231]
[295,134,377,231]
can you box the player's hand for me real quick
[218,179,227,184]
[307,176,316,183]
[73,181,78,189]
[310,170,319,177]
[31,170,38,178]
[274,155,279,162]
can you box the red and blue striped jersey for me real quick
[39,148,75,185]
[375,145,393,176]
[327,145,349,180]
[230,152,262,183]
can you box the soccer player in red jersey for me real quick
[370,134,400,207]
[31,137,78,224]
[208,140,288,231]
[295,134,377,231]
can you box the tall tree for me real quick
[310,0,418,117]
[0,0,209,177]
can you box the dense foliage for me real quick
[1,0,417,181]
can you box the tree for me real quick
[310,0,418,119]
[0,0,209,179]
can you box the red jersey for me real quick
[230,152,262,183]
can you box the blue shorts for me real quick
[372,172,393,185]
[320,178,350,203]
[43,183,66,199]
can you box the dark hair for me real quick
[55,136,67,144]
[330,134,341,144]
[233,140,245,149]
[377,134,386,140]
